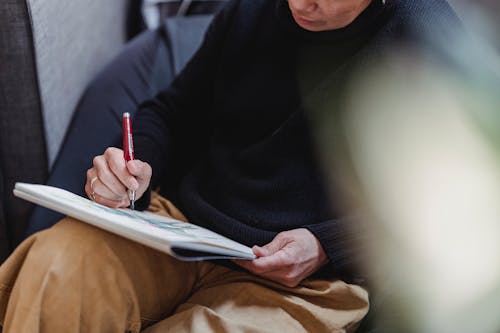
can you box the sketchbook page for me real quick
[135,210,253,254]
[14,183,254,257]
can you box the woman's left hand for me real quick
[233,228,329,287]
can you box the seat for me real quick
[0,0,131,262]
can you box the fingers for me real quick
[85,147,152,208]
[127,160,152,180]
[103,148,138,192]
[126,160,152,196]
[92,155,128,199]
[234,255,299,287]
[233,229,329,288]
[238,248,292,274]
[234,234,293,273]
[233,233,296,279]
[254,234,288,257]
[85,169,128,208]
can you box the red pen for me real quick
[122,112,135,210]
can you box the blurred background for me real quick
[311,1,500,332]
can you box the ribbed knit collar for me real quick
[276,0,386,43]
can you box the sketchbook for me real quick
[13,183,256,261]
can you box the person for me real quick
[0,0,461,332]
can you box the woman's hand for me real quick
[85,147,152,208]
[233,228,329,287]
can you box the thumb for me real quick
[126,160,152,180]
[255,234,287,257]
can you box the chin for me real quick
[297,22,327,32]
[292,15,327,32]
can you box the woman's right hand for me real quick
[85,147,152,208]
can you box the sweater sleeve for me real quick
[133,1,240,205]
[305,214,371,283]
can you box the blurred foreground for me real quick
[313,1,500,332]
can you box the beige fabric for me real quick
[0,194,369,332]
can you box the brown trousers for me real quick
[0,194,369,332]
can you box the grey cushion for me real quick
[26,0,130,167]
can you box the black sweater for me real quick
[133,0,460,280]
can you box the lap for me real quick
[1,193,369,332]
[144,263,369,333]
[1,193,198,328]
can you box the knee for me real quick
[2,219,141,332]
[33,218,113,256]
[15,217,142,309]
[26,217,129,277]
